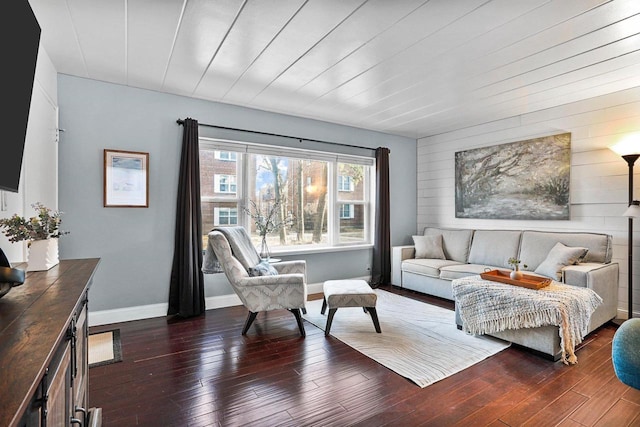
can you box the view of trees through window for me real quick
[200,143,373,252]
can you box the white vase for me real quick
[27,238,59,271]
[510,266,523,280]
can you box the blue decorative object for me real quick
[612,318,640,389]
[248,260,278,277]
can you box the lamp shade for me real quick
[623,202,640,218]
[610,133,640,156]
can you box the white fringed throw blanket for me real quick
[452,275,603,365]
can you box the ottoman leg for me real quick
[321,297,327,315]
[367,307,381,333]
[325,308,337,336]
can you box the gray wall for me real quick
[58,75,416,312]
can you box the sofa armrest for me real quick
[392,245,415,286]
[563,262,619,325]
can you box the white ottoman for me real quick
[321,279,381,336]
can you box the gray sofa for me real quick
[391,227,619,360]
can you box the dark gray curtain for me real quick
[370,147,390,287]
[168,118,205,317]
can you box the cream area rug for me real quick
[88,329,122,367]
[302,289,510,388]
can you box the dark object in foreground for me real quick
[0,247,25,298]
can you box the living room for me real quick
[2,1,640,426]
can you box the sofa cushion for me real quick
[412,235,445,259]
[519,231,611,269]
[534,242,588,281]
[424,227,474,263]
[439,264,495,280]
[402,258,463,278]
[467,230,522,268]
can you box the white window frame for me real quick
[200,138,375,253]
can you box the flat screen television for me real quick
[0,1,41,193]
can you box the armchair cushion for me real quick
[248,260,278,277]
[236,274,307,312]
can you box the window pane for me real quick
[215,174,237,194]
[200,144,373,253]
[247,154,329,247]
[338,175,354,192]
[201,201,238,245]
[338,163,364,201]
[339,203,365,243]
[200,150,239,198]
[215,151,237,161]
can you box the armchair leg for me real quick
[242,311,258,335]
[289,309,306,337]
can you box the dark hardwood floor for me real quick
[89,286,640,426]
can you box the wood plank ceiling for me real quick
[28,0,640,139]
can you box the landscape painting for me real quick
[455,133,571,220]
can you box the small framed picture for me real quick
[104,149,149,207]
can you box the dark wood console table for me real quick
[0,258,101,427]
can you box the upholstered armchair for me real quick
[205,226,308,336]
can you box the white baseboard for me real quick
[87,279,359,327]
[616,308,635,321]
[88,302,168,327]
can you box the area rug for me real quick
[88,329,122,367]
[302,290,510,388]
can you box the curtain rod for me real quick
[176,119,380,153]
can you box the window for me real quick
[339,204,354,219]
[215,151,237,161]
[337,163,367,243]
[214,207,238,225]
[338,175,354,192]
[214,174,237,193]
[200,139,375,252]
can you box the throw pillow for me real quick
[534,242,588,281]
[412,234,446,259]
[248,260,278,277]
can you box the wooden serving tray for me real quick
[480,269,552,290]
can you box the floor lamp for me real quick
[611,137,640,320]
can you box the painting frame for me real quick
[455,133,571,220]
[103,149,149,208]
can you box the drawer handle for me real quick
[73,406,87,426]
